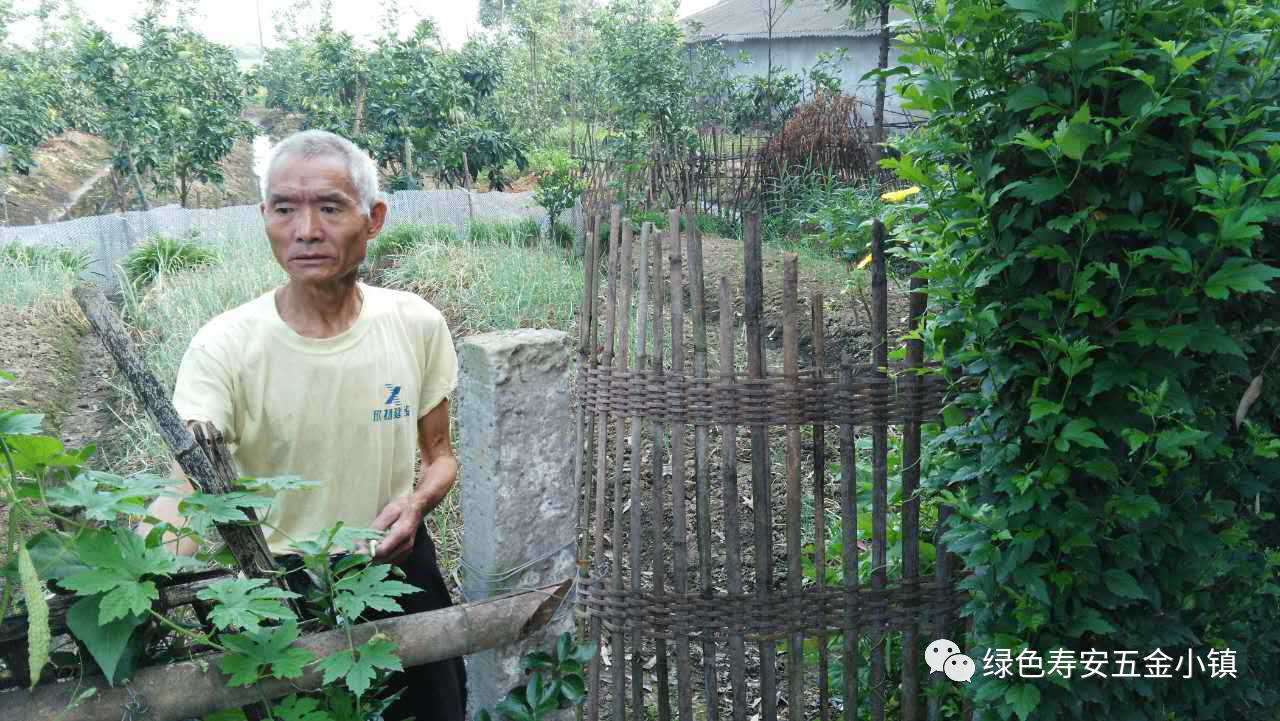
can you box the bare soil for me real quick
[4,129,261,228]
[3,131,113,226]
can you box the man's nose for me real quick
[294,206,323,243]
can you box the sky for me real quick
[9,0,723,50]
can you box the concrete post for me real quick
[457,329,577,716]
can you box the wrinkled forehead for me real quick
[266,152,359,203]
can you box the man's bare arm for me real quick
[135,459,199,556]
[370,398,457,563]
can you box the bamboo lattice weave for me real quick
[577,364,948,426]
[580,576,965,642]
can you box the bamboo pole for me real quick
[650,222,672,721]
[629,223,653,719]
[4,582,571,721]
[782,254,803,721]
[610,220,635,721]
[686,203,718,721]
[718,277,747,721]
[839,357,858,721]
[901,266,926,720]
[869,219,889,721]
[668,208,694,721]
[587,205,622,721]
[812,292,830,721]
[70,284,287,598]
[742,214,777,721]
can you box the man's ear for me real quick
[367,199,389,237]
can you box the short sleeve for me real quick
[172,342,237,443]
[418,307,458,418]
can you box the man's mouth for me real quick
[293,255,330,262]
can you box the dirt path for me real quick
[46,165,112,224]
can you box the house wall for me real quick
[692,36,908,122]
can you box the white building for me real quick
[682,0,911,123]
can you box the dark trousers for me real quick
[280,530,467,721]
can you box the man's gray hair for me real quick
[262,130,381,213]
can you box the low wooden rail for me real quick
[0,579,571,721]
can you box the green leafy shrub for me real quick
[475,632,594,721]
[532,153,583,238]
[892,2,1280,719]
[122,233,218,288]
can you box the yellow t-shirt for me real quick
[171,282,457,554]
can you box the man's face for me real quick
[261,153,386,285]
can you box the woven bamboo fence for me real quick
[573,206,965,721]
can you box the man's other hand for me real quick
[371,495,425,564]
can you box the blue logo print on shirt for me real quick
[372,384,411,423]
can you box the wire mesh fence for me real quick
[0,189,583,293]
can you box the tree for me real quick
[830,0,895,160]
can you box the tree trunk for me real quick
[110,168,128,213]
[403,133,415,190]
[126,146,150,211]
[872,0,890,163]
[352,78,368,136]
[179,172,189,208]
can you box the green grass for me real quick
[382,225,583,338]
[367,224,460,271]
[0,242,87,310]
[467,218,541,246]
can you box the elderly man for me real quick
[141,129,465,720]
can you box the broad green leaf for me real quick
[196,577,299,632]
[332,564,419,621]
[1006,683,1041,721]
[316,636,401,697]
[273,695,334,721]
[65,595,145,685]
[1262,174,1280,199]
[1006,0,1066,22]
[0,411,44,436]
[179,490,273,535]
[1006,86,1048,113]
[1067,608,1117,638]
[1057,418,1107,451]
[1103,569,1146,600]
[3,435,65,475]
[219,620,314,687]
[237,475,323,492]
[560,673,587,703]
[59,528,195,621]
[1011,177,1067,204]
[1028,399,1062,422]
[495,695,535,721]
[1204,258,1280,299]
[18,545,50,688]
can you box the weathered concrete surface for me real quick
[458,329,576,716]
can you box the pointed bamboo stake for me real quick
[629,223,653,719]
[870,219,889,721]
[719,276,747,721]
[782,254,803,721]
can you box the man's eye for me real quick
[322,206,339,214]
[274,206,293,215]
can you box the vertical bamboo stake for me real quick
[587,205,622,721]
[610,220,635,721]
[630,224,653,719]
[812,291,830,721]
[928,503,953,721]
[668,208,694,721]
[839,356,858,721]
[743,214,777,721]
[869,218,889,721]
[575,215,598,566]
[650,222,672,721]
[686,203,717,721]
[719,276,747,721]
[901,267,926,720]
[782,254,803,721]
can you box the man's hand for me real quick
[370,495,426,564]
